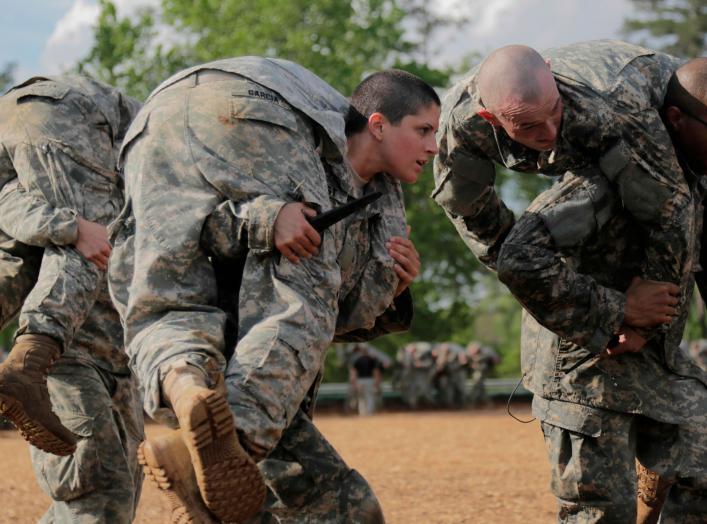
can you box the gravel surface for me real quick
[0,405,557,523]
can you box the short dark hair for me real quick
[345,69,440,136]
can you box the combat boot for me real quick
[0,334,77,455]
[163,365,266,523]
[636,462,674,524]
[139,430,220,524]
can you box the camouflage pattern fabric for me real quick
[432,40,688,331]
[534,397,707,523]
[0,76,143,522]
[396,342,436,408]
[110,60,410,449]
[0,231,41,329]
[498,170,707,520]
[30,356,144,524]
[247,410,384,523]
[0,75,140,357]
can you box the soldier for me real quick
[433,40,690,335]
[108,58,438,522]
[431,342,468,408]
[0,76,144,522]
[495,58,707,522]
[466,342,500,407]
[349,343,383,416]
[397,341,437,409]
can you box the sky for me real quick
[1,0,637,82]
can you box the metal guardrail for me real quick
[317,378,530,402]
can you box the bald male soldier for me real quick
[109,59,438,522]
[495,58,707,523]
[0,76,144,522]
[433,40,689,352]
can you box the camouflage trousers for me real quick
[399,368,435,409]
[467,369,489,406]
[534,397,707,523]
[0,233,41,329]
[0,140,121,349]
[245,410,385,524]
[30,356,144,524]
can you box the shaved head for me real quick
[665,58,707,113]
[663,57,707,174]
[476,45,563,151]
[477,45,554,113]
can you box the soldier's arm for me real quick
[0,179,78,246]
[496,173,627,353]
[431,105,515,271]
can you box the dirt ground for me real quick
[0,405,557,523]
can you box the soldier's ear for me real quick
[477,109,501,126]
[368,112,386,141]
[664,105,683,132]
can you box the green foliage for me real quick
[622,0,707,57]
[0,62,16,93]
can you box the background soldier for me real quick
[432,342,469,408]
[0,76,143,523]
[109,58,437,523]
[397,341,436,409]
[466,342,500,408]
[349,343,383,416]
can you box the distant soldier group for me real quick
[393,341,500,409]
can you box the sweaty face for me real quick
[380,103,441,184]
[494,76,563,151]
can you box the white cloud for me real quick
[38,0,157,74]
[431,0,634,68]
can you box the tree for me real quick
[623,0,707,57]
[0,62,16,93]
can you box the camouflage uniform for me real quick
[433,40,686,296]
[467,344,500,407]
[396,342,436,408]
[0,76,144,522]
[0,76,140,346]
[432,41,706,521]
[110,58,414,521]
[497,170,707,522]
[432,343,468,408]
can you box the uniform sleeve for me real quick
[0,179,78,246]
[201,195,287,259]
[432,101,515,270]
[496,174,626,354]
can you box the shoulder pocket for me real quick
[17,82,71,104]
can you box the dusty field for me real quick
[0,405,557,523]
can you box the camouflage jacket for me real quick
[497,169,707,422]
[433,40,685,294]
[110,59,412,421]
[0,75,140,246]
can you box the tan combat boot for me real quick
[163,365,266,523]
[0,334,77,455]
[636,462,674,524]
[139,430,220,524]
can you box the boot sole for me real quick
[138,439,218,524]
[181,389,266,523]
[0,393,75,456]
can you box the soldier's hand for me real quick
[606,327,647,356]
[624,276,679,327]
[75,217,111,271]
[274,203,321,264]
[388,226,421,296]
